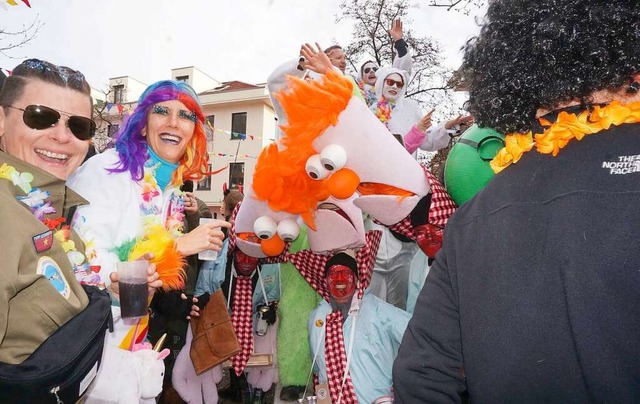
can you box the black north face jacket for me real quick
[393,120,640,403]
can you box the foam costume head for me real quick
[233,185,301,258]
[252,69,430,228]
[444,124,504,205]
[109,80,209,186]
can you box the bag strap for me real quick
[337,311,358,404]
[227,262,235,310]
[303,318,326,400]
[256,264,269,307]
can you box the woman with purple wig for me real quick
[67,80,229,400]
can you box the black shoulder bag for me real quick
[0,285,113,403]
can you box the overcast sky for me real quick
[0,0,485,93]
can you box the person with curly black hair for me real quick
[393,0,640,402]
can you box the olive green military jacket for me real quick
[0,151,89,364]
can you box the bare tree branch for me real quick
[336,0,479,166]
[0,16,43,59]
[428,0,485,14]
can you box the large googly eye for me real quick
[277,219,300,242]
[305,154,330,180]
[320,144,347,171]
[253,216,277,240]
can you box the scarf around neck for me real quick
[146,145,178,191]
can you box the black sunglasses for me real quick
[3,104,96,141]
[457,136,505,161]
[363,66,378,74]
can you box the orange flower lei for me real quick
[490,101,640,174]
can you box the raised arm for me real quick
[389,19,413,76]
[267,56,308,131]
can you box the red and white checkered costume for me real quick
[287,230,382,403]
[424,167,457,227]
[229,275,253,376]
[385,165,457,239]
[227,203,254,376]
[287,231,382,301]
[227,202,289,376]
[226,202,241,254]
[325,310,358,404]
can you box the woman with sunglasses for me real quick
[0,58,162,401]
[0,58,93,363]
[372,66,472,157]
[366,65,454,312]
[394,0,640,401]
[357,18,413,107]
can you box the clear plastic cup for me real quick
[116,260,149,318]
[198,218,219,261]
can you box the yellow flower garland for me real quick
[490,101,640,173]
[0,163,89,273]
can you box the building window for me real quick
[231,112,247,140]
[113,85,125,104]
[206,115,215,129]
[229,162,244,193]
[197,164,212,191]
[176,75,189,82]
[204,115,215,143]
[107,123,120,137]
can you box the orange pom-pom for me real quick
[128,224,186,291]
[261,235,285,257]
[327,168,360,200]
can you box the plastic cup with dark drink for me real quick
[116,260,149,318]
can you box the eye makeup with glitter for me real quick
[178,109,198,123]
[151,104,197,123]
[152,105,169,115]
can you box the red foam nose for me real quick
[261,235,285,257]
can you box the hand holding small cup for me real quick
[175,219,230,257]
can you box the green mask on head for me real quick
[444,124,504,205]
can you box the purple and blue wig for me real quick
[109,80,209,185]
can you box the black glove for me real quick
[194,292,210,311]
[150,290,192,320]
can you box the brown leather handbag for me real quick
[189,289,240,374]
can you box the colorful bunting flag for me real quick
[208,127,263,141]
[212,152,257,159]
